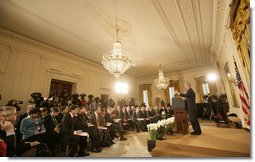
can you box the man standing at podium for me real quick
[175,82,202,135]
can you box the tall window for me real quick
[169,87,175,106]
[202,83,210,95]
[143,89,149,107]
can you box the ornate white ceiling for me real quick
[0,0,214,78]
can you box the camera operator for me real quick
[5,99,23,112]
[30,92,44,108]
[71,94,82,107]
[60,90,69,106]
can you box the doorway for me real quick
[49,79,75,99]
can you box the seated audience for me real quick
[91,106,112,147]
[77,107,102,153]
[15,104,35,143]
[43,107,61,154]
[2,106,40,156]
[60,105,90,157]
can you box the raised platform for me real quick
[151,121,250,157]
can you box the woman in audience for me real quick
[15,104,35,143]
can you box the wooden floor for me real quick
[89,120,250,158]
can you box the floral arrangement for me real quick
[147,117,175,141]
[147,123,159,141]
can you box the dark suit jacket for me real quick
[76,113,88,130]
[60,113,77,137]
[91,113,103,127]
[126,110,133,119]
[105,112,114,124]
[146,110,153,117]
[114,110,124,120]
[132,111,142,121]
[15,113,28,141]
[180,88,196,110]
[141,111,147,118]
[43,114,58,134]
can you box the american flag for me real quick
[234,59,250,125]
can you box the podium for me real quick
[172,98,189,134]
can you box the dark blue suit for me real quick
[180,88,202,134]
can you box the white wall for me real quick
[0,28,138,112]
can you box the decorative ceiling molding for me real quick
[174,0,197,63]
[0,0,214,79]
[214,0,224,53]
[192,0,207,63]
[151,0,189,63]
[212,0,229,58]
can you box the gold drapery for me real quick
[164,80,180,105]
[208,82,217,96]
[139,84,152,107]
[230,0,250,89]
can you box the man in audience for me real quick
[141,107,150,127]
[125,106,134,130]
[56,105,69,123]
[102,109,127,141]
[43,107,60,154]
[77,107,102,153]
[132,107,143,132]
[60,105,90,157]
[145,107,154,123]
[91,106,112,147]
[40,107,48,119]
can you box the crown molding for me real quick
[0,27,103,68]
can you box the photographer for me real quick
[71,94,82,107]
[29,92,44,108]
[5,99,23,112]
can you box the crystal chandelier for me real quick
[154,64,169,90]
[102,28,133,78]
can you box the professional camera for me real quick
[72,93,82,107]
[94,97,101,104]
[80,93,86,100]
[108,98,115,108]
[30,92,44,108]
[5,99,23,111]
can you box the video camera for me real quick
[5,99,23,111]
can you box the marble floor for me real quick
[90,131,152,157]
